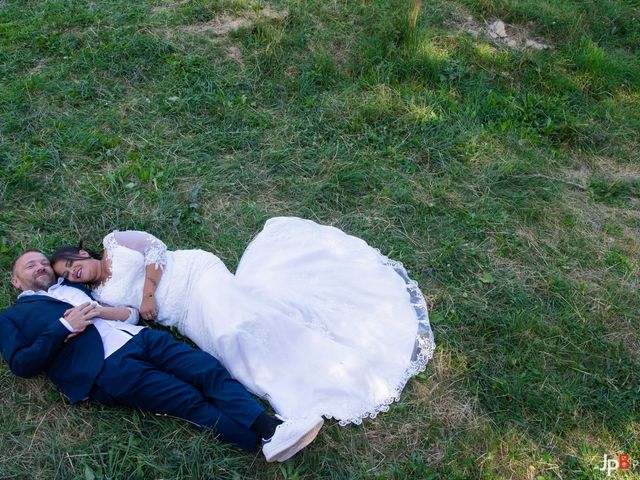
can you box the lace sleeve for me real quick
[103,231,168,269]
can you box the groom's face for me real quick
[11,251,56,292]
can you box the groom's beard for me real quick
[28,270,56,292]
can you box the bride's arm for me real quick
[96,305,138,323]
[140,264,162,320]
[107,231,167,321]
[64,304,138,324]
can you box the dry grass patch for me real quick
[565,156,640,185]
[417,347,481,431]
[556,191,640,358]
[561,428,638,476]
[151,0,190,14]
[361,418,440,460]
[28,59,48,76]
[226,44,244,67]
[315,347,479,472]
[181,14,252,35]
[0,374,97,473]
[177,6,287,36]
[158,5,288,63]
[487,428,560,480]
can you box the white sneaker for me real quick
[262,416,324,463]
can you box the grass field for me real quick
[1,0,639,478]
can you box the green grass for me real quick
[1,0,639,478]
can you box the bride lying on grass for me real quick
[52,216,435,424]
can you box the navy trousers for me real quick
[89,328,265,451]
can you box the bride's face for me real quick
[52,251,100,283]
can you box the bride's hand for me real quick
[140,295,158,321]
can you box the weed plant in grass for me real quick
[1,0,639,478]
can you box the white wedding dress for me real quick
[92,217,435,425]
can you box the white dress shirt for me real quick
[18,278,145,359]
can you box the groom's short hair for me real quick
[11,249,44,276]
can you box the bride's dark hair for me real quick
[50,241,103,265]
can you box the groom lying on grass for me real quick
[0,250,323,462]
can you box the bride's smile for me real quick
[52,251,103,284]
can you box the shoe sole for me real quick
[273,418,324,462]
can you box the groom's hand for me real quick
[64,331,81,343]
[64,302,99,333]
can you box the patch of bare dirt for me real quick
[225,45,244,67]
[28,60,47,76]
[178,6,288,36]
[449,11,551,51]
[564,157,638,179]
[259,6,288,21]
[181,15,252,35]
[160,5,288,65]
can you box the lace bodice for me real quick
[92,231,227,329]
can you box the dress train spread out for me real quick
[93,217,435,424]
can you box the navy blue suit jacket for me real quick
[0,284,104,403]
